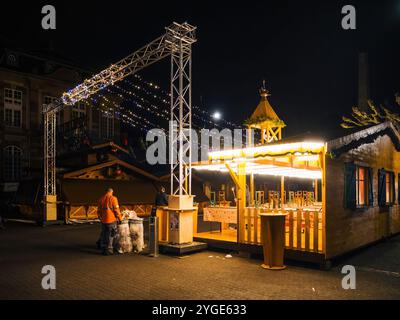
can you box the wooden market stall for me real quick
[192,140,326,262]
[188,85,327,263]
[151,85,400,264]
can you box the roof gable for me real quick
[63,159,160,181]
[249,89,281,122]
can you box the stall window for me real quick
[378,169,395,207]
[345,163,373,209]
[398,173,400,204]
[356,166,368,207]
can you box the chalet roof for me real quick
[91,142,129,154]
[63,158,160,182]
[327,122,400,157]
[249,86,282,123]
[61,179,157,205]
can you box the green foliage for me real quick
[244,115,286,127]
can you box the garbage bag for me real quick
[129,219,144,253]
[116,222,132,253]
[122,210,138,220]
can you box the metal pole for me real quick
[149,216,159,257]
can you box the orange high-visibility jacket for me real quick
[97,192,123,224]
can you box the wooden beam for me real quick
[225,163,241,189]
[250,173,255,206]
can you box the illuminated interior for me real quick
[192,140,326,249]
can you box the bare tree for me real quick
[341,93,400,129]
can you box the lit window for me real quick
[378,169,395,207]
[3,146,22,181]
[386,172,394,204]
[356,166,368,206]
[4,88,22,127]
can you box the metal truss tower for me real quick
[43,106,57,197]
[42,22,196,221]
[168,23,195,196]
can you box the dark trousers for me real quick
[99,222,118,252]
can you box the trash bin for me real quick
[129,217,144,253]
[259,212,287,270]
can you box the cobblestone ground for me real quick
[0,221,399,300]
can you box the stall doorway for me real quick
[194,206,238,243]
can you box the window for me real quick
[344,163,373,209]
[356,166,368,207]
[100,110,114,139]
[3,146,22,181]
[44,96,57,106]
[6,53,18,67]
[4,88,22,127]
[378,169,395,207]
[72,102,86,119]
[385,172,394,204]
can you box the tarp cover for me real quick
[61,179,157,205]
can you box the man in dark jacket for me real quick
[152,186,168,217]
[155,187,169,206]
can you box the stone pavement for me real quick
[0,221,399,300]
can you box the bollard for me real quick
[148,216,159,257]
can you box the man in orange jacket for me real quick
[97,188,123,255]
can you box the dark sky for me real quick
[1,0,399,137]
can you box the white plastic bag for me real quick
[117,222,132,253]
[129,219,144,253]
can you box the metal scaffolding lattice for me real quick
[169,31,193,196]
[42,22,196,210]
[43,106,57,196]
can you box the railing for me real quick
[241,208,324,253]
[65,204,152,223]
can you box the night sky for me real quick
[1,0,399,137]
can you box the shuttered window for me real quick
[344,163,356,209]
[345,163,373,209]
[378,169,395,207]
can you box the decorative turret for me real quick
[244,81,285,144]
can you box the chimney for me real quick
[358,52,370,111]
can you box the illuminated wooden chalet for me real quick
[187,88,400,265]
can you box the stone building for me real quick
[0,47,121,195]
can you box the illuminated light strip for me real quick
[254,169,322,180]
[208,142,326,160]
[192,161,321,179]
[123,76,241,128]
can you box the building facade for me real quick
[0,48,121,190]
